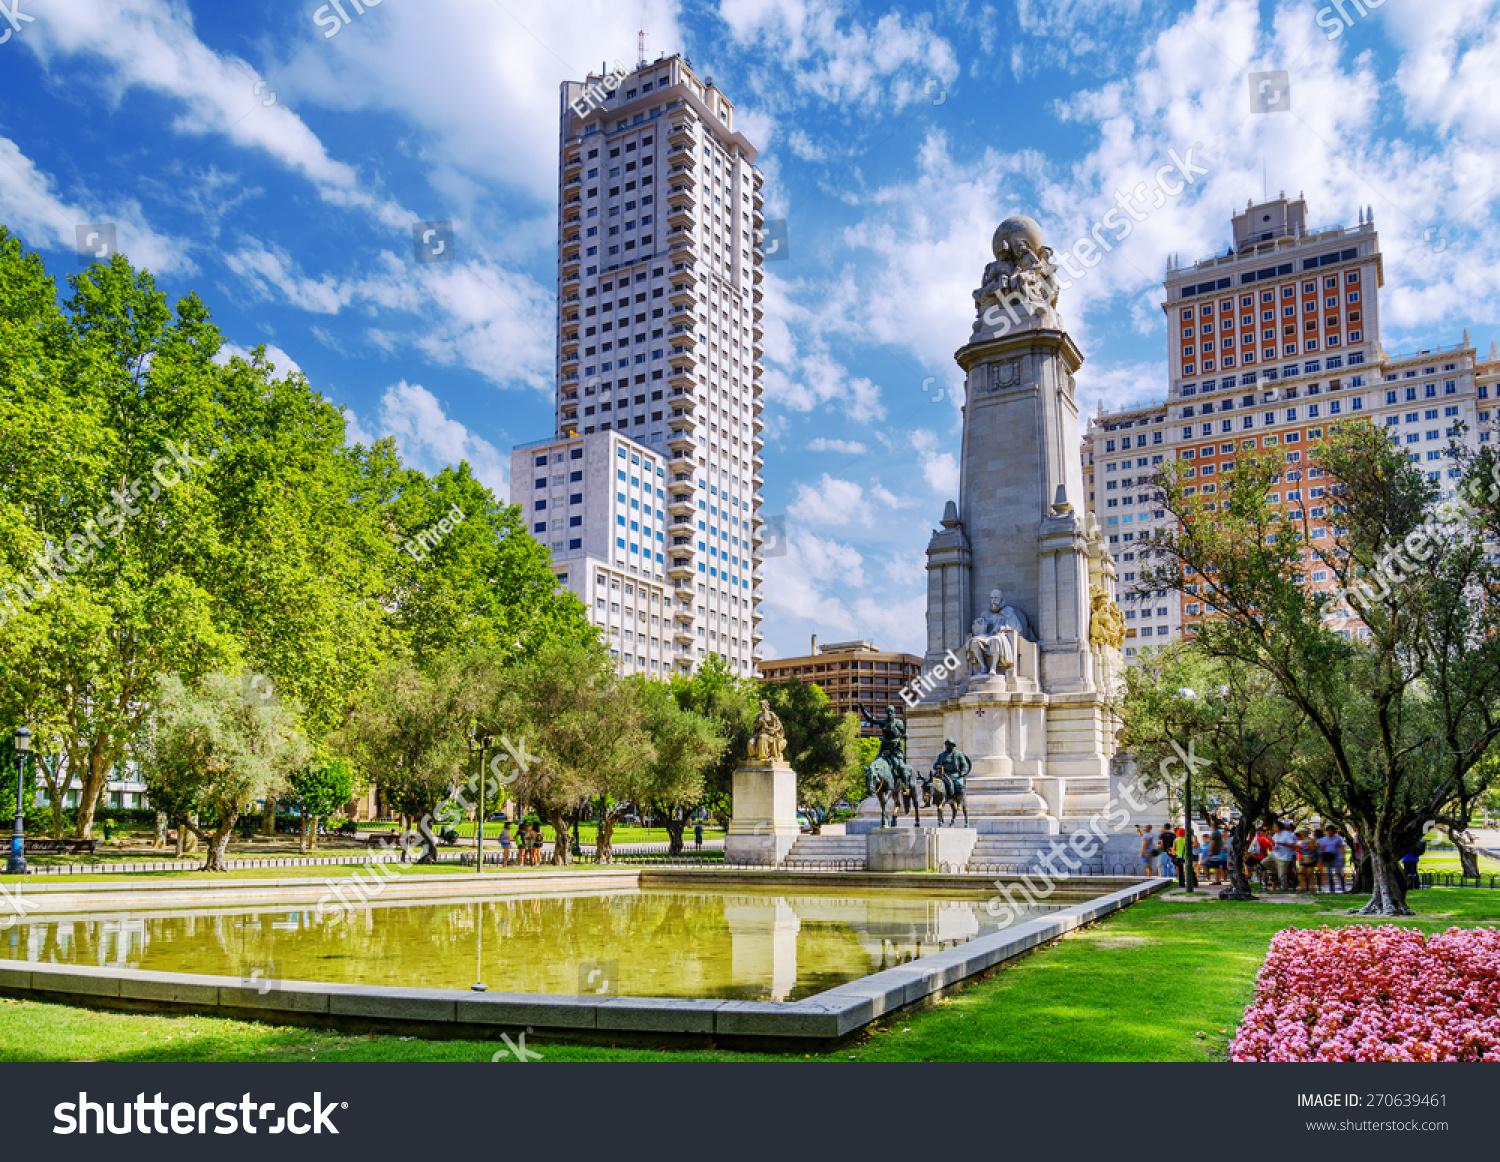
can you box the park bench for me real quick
[361,832,402,848]
[23,838,96,855]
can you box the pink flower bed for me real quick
[1231,925,1500,1062]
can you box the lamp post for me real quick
[8,727,30,876]
[1176,690,1198,892]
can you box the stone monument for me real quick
[725,700,800,864]
[868,214,1166,870]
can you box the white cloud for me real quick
[910,429,959,495]
[358,381,511,498]
[0,137,190,275]
[806,436,868,454]
[718,0,960,111]
[20,0,409,228]
[214,341,305,379]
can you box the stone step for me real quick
[784,834,867,866]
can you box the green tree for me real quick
[1116,643,1309,899]
[630,677,726,855]
[669,653,756,829]
[761,679,861,829]
[1146,421,1500,914]
[502,641,648,865]
[142,671,310,871]
[288,755,354,853]
[334,655,477,863]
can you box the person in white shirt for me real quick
[1269,822,1298,892]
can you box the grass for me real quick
[1418,836,1500,877]
[1,885,1495,1063]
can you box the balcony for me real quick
[672,262,699,286]
[668,429,694,450]
[668,557,696,579]
[668,183,696,210]
[668,120,693,146]
[669,346,699,371]
[669,283,696,307]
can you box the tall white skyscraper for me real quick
[511,53,766,678]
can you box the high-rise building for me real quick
[1085,194,1495,660]
[510,54,766,678]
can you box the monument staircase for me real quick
[780,833,867,866]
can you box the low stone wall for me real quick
[0,875,1168,1049]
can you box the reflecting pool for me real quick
[0,886,1064,1001]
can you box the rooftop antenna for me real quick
[638,29,645,66]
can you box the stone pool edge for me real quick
[0,877,1170,1051]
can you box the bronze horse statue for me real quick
[864,753,922,828]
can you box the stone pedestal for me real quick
[867,827,978,872]
[725,760,799,864]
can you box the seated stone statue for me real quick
[747,699,787,763]
[964,587,1032,676]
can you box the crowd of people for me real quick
[1137,819,1363,893]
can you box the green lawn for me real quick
[2,885,1495,1063]
[1418,837,1500,877]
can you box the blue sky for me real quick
[2,0,1498,661]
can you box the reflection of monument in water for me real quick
[872,215,1165,868]
[723,893,988,1001]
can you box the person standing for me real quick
[1173,827,1188,887]
[1297,829,1319,892]
[1208,822,1225,885]
[1317,826,1345,893]
[499,823,513,867]
[693,821,704,852]
[1270,821,1298,892]
[1138,826,1161,876]
[1158,824,1177,880]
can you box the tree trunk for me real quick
[262,796,277,835]
[174,820,186,858]
[310,814,319,852]
[549,810,572,865]
[184,813,199,853]
[1351,850,1373,894]
[1350,851,1414,916]
[153,811,167,849]
[1447,828,1481,879]
[196,811,237,872]
[1217,825,1256,901]
[663,814,686,856]
[299,808,310,855]
[72,740,110,840]
[48,790,66,841]
[594,814,614,864]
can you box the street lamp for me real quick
[8,727,30,876]
[1175,690,1198,892]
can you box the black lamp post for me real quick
[7,727,30,876]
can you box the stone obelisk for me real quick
[901,216,1164,869]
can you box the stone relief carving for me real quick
[972,216,1063,334]
[1089,586,1126,652]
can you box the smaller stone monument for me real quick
[725,700,800,865]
